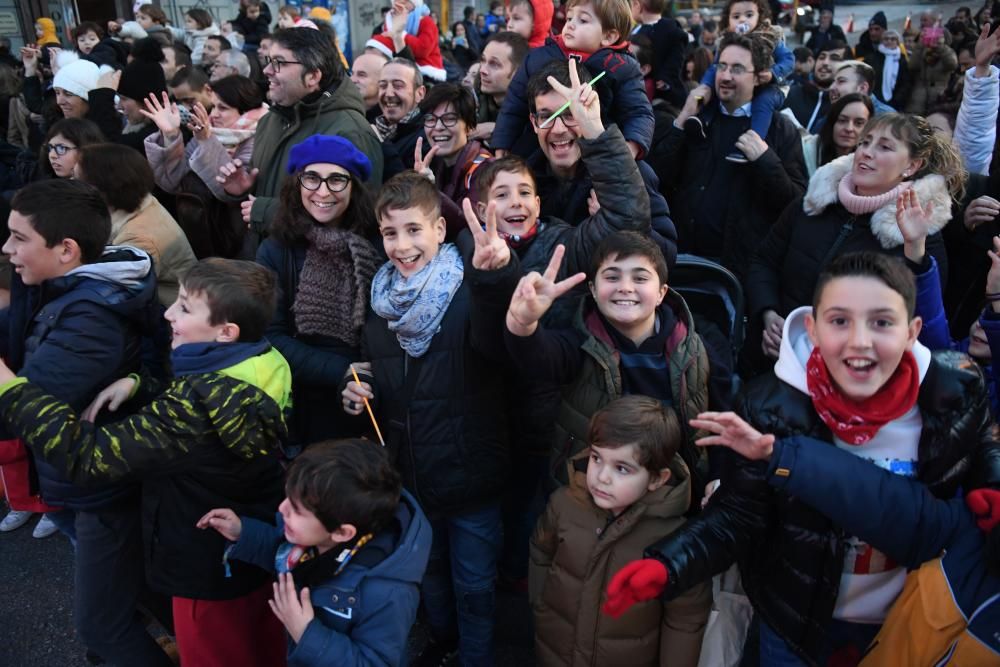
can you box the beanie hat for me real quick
[117,40,167,102]
[287,135,372,181]
[53,57,100,99]
[870,11,887,29]
[118,20,148,40]
[308,7,332,23]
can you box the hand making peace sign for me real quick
[463,198,510,271]
[544,58,604,140]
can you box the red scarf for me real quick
[805,347,919,445]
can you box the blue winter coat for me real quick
[228,489,432,667]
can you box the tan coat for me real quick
[529,455,711,667]
[110,194,197,306]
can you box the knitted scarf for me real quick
[805,347,919,445]
[877,43,901,103]
[374,106,421,142]
[837,172,910,215]
[212,104,269,155]
[370,243,464,358]
[292,226,381,347]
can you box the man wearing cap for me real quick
[219,27,382,243]
[855,10,887,61]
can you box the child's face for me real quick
[2,210,72,285]
[164,286,231,348]
[184,15,200,31]
[968,320,991,360]
[278,12,295,27]
[279,496,339,551]
[587,443,667,515]
[136,12,154,29]
[487,168,540,238]
[505,3,534,40]
[378,207,446,278]
[563,2,616,52]
[246,5,261,19]
[77,31,100,55]
[589,253,668,339]
[727,1,759,32]
[806,276,921,401]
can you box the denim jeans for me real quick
[421,503,502,667]
[759,619,881,666]
[45,508,77,547]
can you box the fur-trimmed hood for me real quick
[802,154,952,249]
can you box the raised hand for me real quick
[506,244,587,336]
[188,102,212,141]
[413,137,439,182]
[96,68,121,91]
[46,47,62,75]
[196,508,243,541]
[544,57,603,139]
[140,91,182,139]
[20,46,40,76]
[975,22,1000,76]
[690,411,776,461]
[82,377,137,422]
[217,158,259,197]
[389,2,409,34]
[896,189,935,262]
[269,573,314,644]
[464,198,510,271]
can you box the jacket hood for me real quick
[579,288,694,354]
[567,448,693,519]
[64,244,152,290]
[774,305,932,395]
[526,0,555,47]
[802,154,952,249]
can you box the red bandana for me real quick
[805,347,920,445]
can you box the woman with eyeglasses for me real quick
[37,117,105,180]
[256,135,381,446]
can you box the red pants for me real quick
[173,584,287,667]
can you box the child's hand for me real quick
[896,189,935,263]
[690,411,776,461]
[269,572,314,644]
[82,377,137,422]
[342,380,373,416]
[506,245,587,336]
[217,158,259,197]
[603,559,668,617]
[734,130,768,162]
[196,508,243,541]
[544,57,603,139]
[464,198,510,271]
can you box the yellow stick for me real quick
[350,365,386,448]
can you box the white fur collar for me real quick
[801,154,952,249]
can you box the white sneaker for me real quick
[0,509,33,532]
[32,513,60,539]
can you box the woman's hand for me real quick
[413,136,439,183]
[342,377,374,416]
[464,198,510,271]
[82,377,137,422]
[20,46,39,76]
[188,102,212,141]
[217,158,259,197]
[196,508,242,541]
[140,91,182,140]
[974,21,1000,77]
[964,195,1000,231]
[896,189,935,263]
[506,245,586,336]
[690,411,776,461]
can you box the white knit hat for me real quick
[52,58,100,99]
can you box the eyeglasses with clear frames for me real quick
[262,55,304,72]
[423,112,461,128]
[716,62,754,76]
[298,172,351,193]
[44,143,77,156]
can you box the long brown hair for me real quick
[269,169,376,245]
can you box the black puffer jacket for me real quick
[362,236,519,516]
[646,349,1000,664]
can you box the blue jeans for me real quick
[45,508,77,547]
[760,619,881,666]
[422,503,502,667]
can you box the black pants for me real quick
[73,506,173,667]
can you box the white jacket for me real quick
[954,65,999,176]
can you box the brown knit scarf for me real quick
[292,225,381,347]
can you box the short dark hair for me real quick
[473,155,536,202]
[375,171,441,222]
[39,117,105,179]
[10,180,111,264]
[793,46,813,63]
[169,64,209,89]
[718,31,775,75]
[73,21,104,40]
[419,82,477,129]
[185,8,214,29]
[271,26,344,90]
[164,42,193,69]
[588,396,681,475]
[630,33,654,69]
[589,231,668,285]
[813,252,916,318]
[566,0,632,42]
[76,144,154,212]
[284,439,401,534]
[702,19,718,33]
[384,56,423,89]
[210,74,265,113]
[205,34,232,52]
[483,31,529,71]
[636,0,666,14]
[817,39,850,57]
[527,59,593,113]
[180,258,277,341]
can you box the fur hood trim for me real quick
[802,154,951,249]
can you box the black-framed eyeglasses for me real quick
[531,111,579,128]
[262,55,303,72]
[716,63,754,75]
[423,112,461,129]
[44,143,77,156]
[299,171,351,193]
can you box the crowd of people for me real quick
[0,0,999,666]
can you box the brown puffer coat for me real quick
[529,453,711,667]
[905,42,959,115]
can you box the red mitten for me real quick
[602,559,668,618]
[966,489,1000,532]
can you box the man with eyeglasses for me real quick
[653,32,806,280]
[218,27,382,242]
